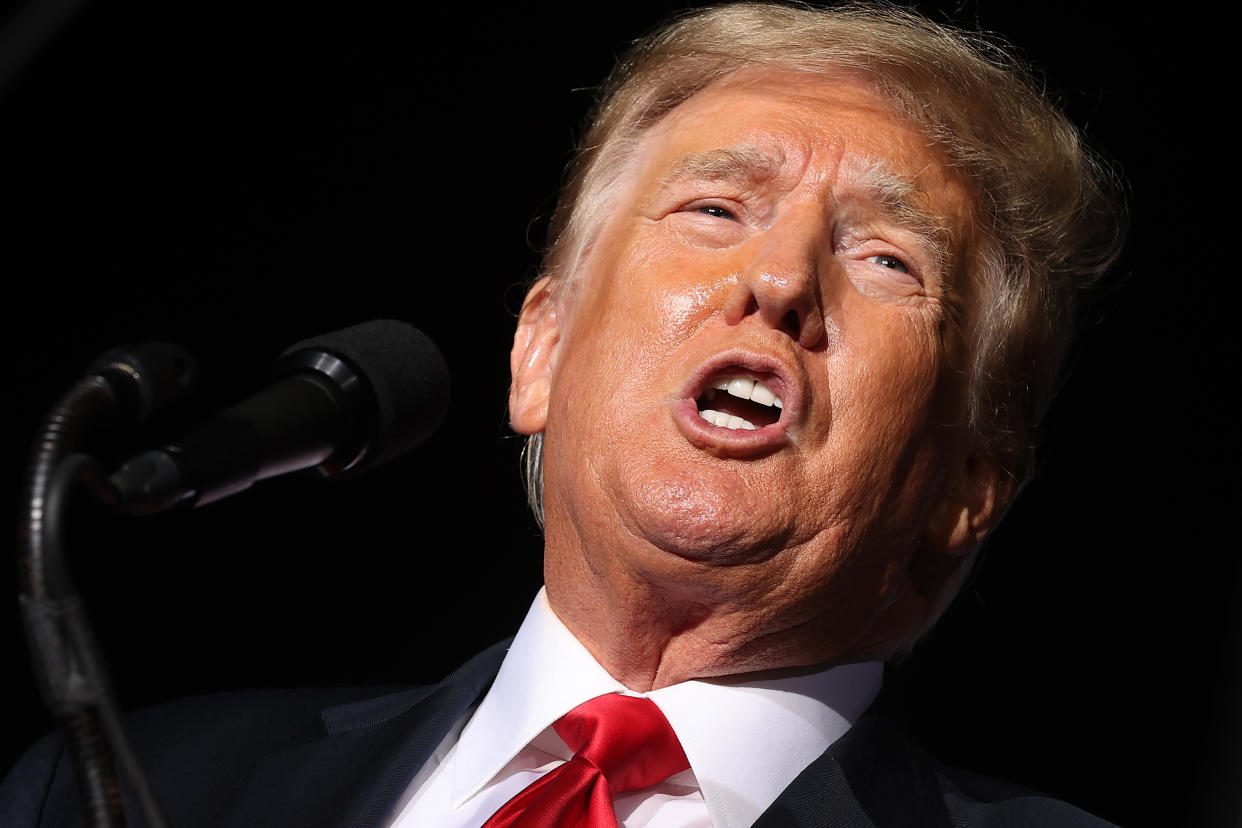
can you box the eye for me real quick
[866,254,910,274]
[695,204,736,220]
[669,199,748,248]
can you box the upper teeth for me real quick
[698,377,784,431]
[714,377,783,409]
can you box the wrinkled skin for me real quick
[509,70,1009,691]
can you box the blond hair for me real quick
[523,1,1124,524]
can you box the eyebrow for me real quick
[647,146,784,206]
[848,158,954,272]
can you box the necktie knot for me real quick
[482,693,689,828]
[553,694,689,794]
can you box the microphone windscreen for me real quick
[281,320,450,474]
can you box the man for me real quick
[2,3,1122,826]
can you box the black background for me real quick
[2,2,1236,826]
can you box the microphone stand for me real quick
[18,349,189,828]
[17,322,445,824]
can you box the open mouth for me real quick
[695,376,784,431]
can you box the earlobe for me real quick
[509,277,562,435]
[915,452,1014,588]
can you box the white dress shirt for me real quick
[388,589,881,828]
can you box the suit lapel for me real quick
[752,716,953,828]
[218,639,510,828]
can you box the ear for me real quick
[913,450,1014,591]
[509,276,562,435]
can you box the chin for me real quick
[620,465,788,566]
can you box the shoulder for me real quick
[933,762,1118,828]
[758,715,1118,828]
[0,685,423,828]
[1,640,515,828]
[844,717,1118,828]
[115,684,430,775]
[123,684,425,748]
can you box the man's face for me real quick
[512,70,997,666]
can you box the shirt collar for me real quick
[452,587,882,828]
[649,659,881,828]
[452,588,627,804]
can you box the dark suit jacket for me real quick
[2,639,1115,827]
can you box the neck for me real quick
[541,529,886,692]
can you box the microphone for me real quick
[108,320,450,513]
[86,342,197,427]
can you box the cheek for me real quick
[652,278,722,340]
[586,232,736,352]
[841,304,944,421]
[549,280,670,434]
[820,305,948,491]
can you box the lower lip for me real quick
[671,399,790,457]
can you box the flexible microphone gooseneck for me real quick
[19,342,195,828]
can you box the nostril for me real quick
[780,309,801,338]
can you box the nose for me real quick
[722,220,827,349]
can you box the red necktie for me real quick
[481,693,690,828]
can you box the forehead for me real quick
[629,68,973,226]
